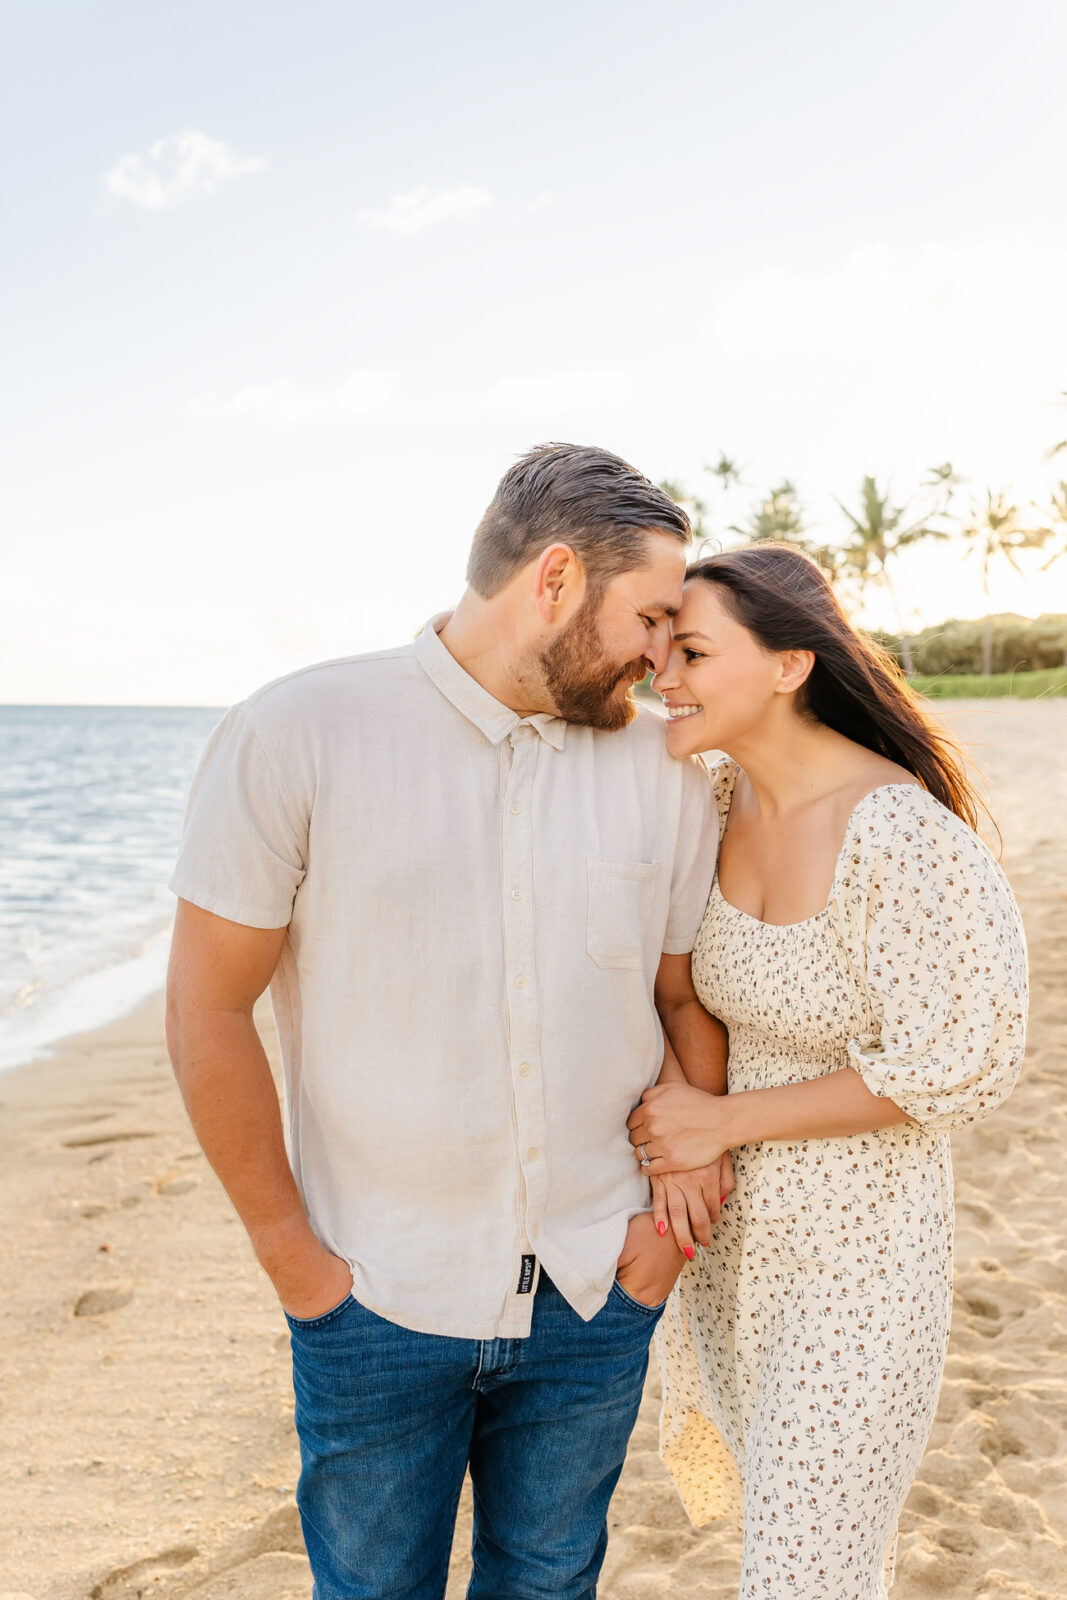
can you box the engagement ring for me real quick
[639,1143,651,1168]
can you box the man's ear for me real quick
[775,649,815,696]
[532,543,582,622]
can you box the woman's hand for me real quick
[650,1151,735,1254]
[628,1081,735,1174]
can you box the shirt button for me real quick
[526,1146,539,1161]
[518,1061,532,1076]
[514,975,526,989]
[511,887,523,901]
[510,803,521,815]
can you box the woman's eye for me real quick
[683,648,703,662]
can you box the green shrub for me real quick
[872,613,1067,677]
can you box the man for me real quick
[166,442,726,1600]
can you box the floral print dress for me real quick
[655,760,1028,1598]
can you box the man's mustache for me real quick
[616,660,648,688]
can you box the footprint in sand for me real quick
[73,1286,133,1317]
[153,1173,199,1197]
[88,1546,197,1599]
[189,1552,308,1599]
[62,1130,157,1149]
[129,1506,310,1597]
[41,1110,112,1131]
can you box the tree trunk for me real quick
[899,633,915,676]
[881,566,914,676]
[982,614,994,677]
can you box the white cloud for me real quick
[190,371,400,425]
[357,185,493,235]
[527,191,556,211]
[474,371,636,416]
[708,238,1067,365]
[189,368,634,424]
[103,130,268,210]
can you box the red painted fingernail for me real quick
[683,1246,695,1260]
[657,1221,667,1236]
[720,1195,728,1205]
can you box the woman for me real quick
[627,544,1028,1598]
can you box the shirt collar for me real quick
[414,615,567,751]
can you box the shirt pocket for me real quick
[586,856,660,971]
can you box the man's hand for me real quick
[253,1213,354,1320]
[614,1210,687,1306]
[650,1151,735,1253]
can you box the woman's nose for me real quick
[652,643,683,694]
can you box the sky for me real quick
[3,0,1067,705]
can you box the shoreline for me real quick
[0,924,173,1077]
[0,701,1065,1598]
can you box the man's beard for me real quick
[539,591,647,731]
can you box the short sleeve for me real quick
[661,754,718,954]
[838,790,1028,1132]
[169,705,308,929]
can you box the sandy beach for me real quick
[1,699,1064,1600]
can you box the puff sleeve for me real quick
[834,786,1028,1133]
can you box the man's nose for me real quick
[643,622,673,678]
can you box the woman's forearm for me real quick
[631,1067,911,1175]
[724,1068,909,1148]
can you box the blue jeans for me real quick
[286,1272,664,1600]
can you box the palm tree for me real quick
[924,461,968,503]
[730,479,806,544]
[1042,480,1067,561]
[1043,391,1067,462]
[658,479,708,543]
[707,452,748,495]
[728,479,841,578]
[959,490,1053,675]
[1040,481,1067,666]
[834,476,950,675]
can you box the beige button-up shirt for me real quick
[171,619,717,1338]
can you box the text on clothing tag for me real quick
[517,1254,536,1294]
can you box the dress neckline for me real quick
[713,764,923,930]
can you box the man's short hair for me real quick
[466,443,692,598]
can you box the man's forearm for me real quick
[659,996,729,1096]
[168,1007,312,1268]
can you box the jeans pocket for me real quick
[610,1277,668,1317]
[284,1292,355,1331]
[586,857,660,971]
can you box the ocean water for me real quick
[0,705,222,1072]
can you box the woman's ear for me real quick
[775,649,816,696]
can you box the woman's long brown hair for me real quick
[687,543,983,831]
